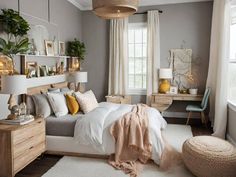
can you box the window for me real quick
[228,7,236,102]
[127,23,147,95]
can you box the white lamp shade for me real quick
[159,68,173,79]
[72,72,88,83]
[1,75,27,95]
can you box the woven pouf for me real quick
[182,136,236,177]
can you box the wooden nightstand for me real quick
[0,118,46,177]
[106,95,131,104]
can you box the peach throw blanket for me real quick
[109,104,152,177]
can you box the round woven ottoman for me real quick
[182,136,236,177]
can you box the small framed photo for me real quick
[169,86,178,94]
[39,65,48,76]
[45,40,54,56]
[59,41,65,56]
[26,62,38,78]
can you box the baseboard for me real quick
[227,134,236,146]
[163,111,200,119]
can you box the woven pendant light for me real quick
[92,0,139,19]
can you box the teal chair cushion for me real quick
[186,104,203,112]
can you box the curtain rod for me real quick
[135,10,163,15]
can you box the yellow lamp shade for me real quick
[159,80,171,93]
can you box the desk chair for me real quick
[186,88,211,126]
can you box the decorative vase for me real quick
[189,88,198,95]
[0,55,14,75]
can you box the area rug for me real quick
[42,124,194,177]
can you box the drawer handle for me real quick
[29,146,34,150]
[38,121,42,124]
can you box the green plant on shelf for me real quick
[0,9,30,73]
[67,38,86,60]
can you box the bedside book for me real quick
[0,115,34,125]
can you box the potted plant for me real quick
[0,9,30,73]
[186,72,198,95]
[67,38,86,71]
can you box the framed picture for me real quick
[169,86,178,94]
[39,65,48,77]
[45,40,54,56]
[59,41,65,56]
[26,62,38,78]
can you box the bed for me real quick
[27,82,167,164]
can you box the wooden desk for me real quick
[151,93,203,112]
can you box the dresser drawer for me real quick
[14,142,45,173]
[12,119,45,145]
[14,133,45,158]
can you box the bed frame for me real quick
[27,82,109,159]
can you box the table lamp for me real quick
[72,72,88,92]
[159,68,173,93]
[1,75,27,118]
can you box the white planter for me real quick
[189,88,198,95]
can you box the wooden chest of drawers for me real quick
[0,118,46,177]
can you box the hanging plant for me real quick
[0,9,30,73]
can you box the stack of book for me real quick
[0,115,34,125]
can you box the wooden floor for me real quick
[16,122,212,177]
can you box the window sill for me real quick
[228,100,236,112]
[127,89,147,96]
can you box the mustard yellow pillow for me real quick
[65,94,79,115]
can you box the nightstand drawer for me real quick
[0,118,45,177]
[14,133,45,158]
[12,119,45,145]
[14,142,45,173]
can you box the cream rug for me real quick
[42,124,194,177]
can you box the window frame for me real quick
[126,22,147,95]
[228,9,236,104]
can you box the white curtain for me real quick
[108,18,128,95]
[146,11,161,105]
[206,0,231,139]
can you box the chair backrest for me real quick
[201,88,211,110]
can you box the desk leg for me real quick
[186,112,192,125]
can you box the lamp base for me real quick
[7,94,18,120]
[76,83,86,93]
[8,94,17,110]
[159,80,171,93]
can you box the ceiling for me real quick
[67,0,213,11]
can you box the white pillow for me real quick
[74,90,98,114]
[47,93,68,117]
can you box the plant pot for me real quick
[0,55,14,75]
[189,88,198,95]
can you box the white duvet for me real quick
[74,102,167,164]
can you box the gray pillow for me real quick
[60,87,71,93]
[48,88,60,93]
[32,94,53,118]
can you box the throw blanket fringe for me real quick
[109,104,152,177]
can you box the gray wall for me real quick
[82,2,213,109]
[82,12,109,102]
[0,0,82,118]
